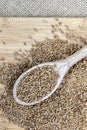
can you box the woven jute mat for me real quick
[0,0,87,17]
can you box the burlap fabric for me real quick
[0,0,87,17]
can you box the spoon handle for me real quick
[66,46,87,68]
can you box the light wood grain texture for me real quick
[0,18,87,130]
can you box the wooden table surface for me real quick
[0,18,87,130]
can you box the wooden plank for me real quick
[0,18,87,130]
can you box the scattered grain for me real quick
[0,37,87,130]
[28,35,33,39]
[54,18,59,21]
[23,42,27,46]
[0,57,5,61]
[58,21,62,25]
[33,28,38,32]
[2,41,6,45]
[65,25,70,31]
